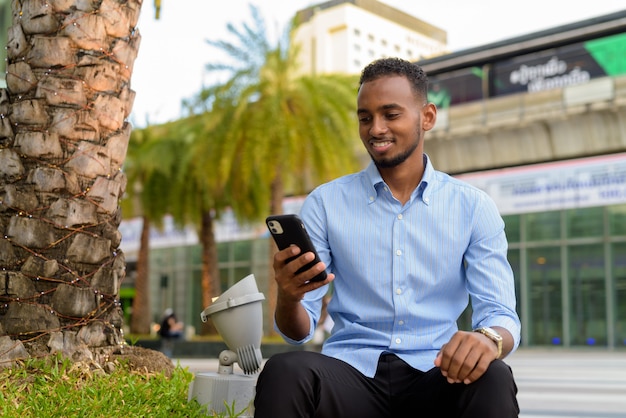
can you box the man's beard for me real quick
[371,137,420,169]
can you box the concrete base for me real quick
[188,371,257,417]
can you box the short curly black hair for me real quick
[359,57,429,100]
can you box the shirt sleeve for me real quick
[465,192,522,351]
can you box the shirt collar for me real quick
[364,163,384,204]
[364,154,435,205]
[420,154,434,206]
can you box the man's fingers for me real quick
[454,348,481,383]
[274,245,301,265]
[443,342,471,383]
[436,331,498,384]
[463,355,492,384]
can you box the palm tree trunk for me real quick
[130,215,151,334]
[0,0,142,363]
[267,176,284,336]
[199,209,218,334]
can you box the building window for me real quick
[503,214,521,243]
[218,240,254,289]
[568,243,607,346]
[609,203,626,235]
[612,242,626,347]
[566,206,603,238]
[526,211,561,241]
[527,246,563,345]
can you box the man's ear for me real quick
[421,102,437,131]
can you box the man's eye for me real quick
[386,113,399,119]
[358,116,371,123]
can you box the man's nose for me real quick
[370,117,388,136]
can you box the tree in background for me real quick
[122,112,229,336]
[156,114,228,334]
[0,0,142,363]
[122,123,186,335]
[186,4,361,332]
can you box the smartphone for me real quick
[266,214,327,282]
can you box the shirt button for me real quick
[397,214,403,220]
[398,320,404,325]
[396,249,402,256]
[396,288,402,295]
[395,338,401,344]
[369,196,374,202]
[424,197,430,203]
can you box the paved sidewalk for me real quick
[505,349,626,418]
[176,348,626,418]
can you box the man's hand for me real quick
[433,330,499,385]
[274,245,332,303]
[273,245,333,341]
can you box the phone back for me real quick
[266,214,313,251]
[266,214,327,282]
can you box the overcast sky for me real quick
[129,0,626,127]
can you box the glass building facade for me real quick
[502,204,626,348]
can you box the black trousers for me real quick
[254,351,519,418]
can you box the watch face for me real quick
[476,327,503,359]
[483,327,503,341]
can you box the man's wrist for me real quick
[473,327,503,359]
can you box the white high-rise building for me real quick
[293,0,448,75]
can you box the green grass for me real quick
[0,355,246,417]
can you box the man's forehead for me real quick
[357,77,417,107]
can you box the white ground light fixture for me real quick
[188,274,265,417]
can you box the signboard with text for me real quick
[457,153,626,215]
[427,32,626,105]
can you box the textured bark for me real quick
[0,0,142,364]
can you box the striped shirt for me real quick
[279,154,521,378]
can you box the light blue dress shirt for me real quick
[278,154,521,378]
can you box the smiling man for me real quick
[254,57,521,418]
